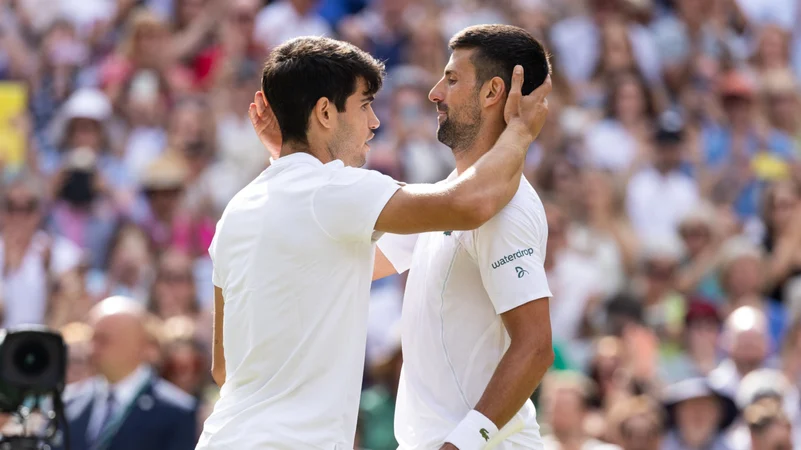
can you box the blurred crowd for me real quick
[1,0,801,449]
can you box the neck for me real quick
[281,140,333,164]
[654,163,673,175]
[105,364,142,385]
[553,428,585,448]
[453,119,505,174]
[735,360,758,377]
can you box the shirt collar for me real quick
[269,152,344,169]
[98,365,151,407]
[269,152,323,167]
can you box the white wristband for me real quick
[444,410,499,450]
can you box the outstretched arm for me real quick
[374,67,551,234]
[250,67,552,235]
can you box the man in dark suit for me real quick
[55,296,198,450]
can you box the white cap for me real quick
[49,88,112,146]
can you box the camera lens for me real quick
[13,341,50,377]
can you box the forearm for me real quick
[211,338,225,386]
[474,341,553,429]
[212,286,226,386]
[376,125,532,234]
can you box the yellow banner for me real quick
[0,82,29,170]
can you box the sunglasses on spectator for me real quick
[5,200,39,214]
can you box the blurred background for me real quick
[1,0,800,448]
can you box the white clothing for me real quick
[0,232,83,328]
[378,177,552,450]
[625,167,700,243]
[584,120,638,172]
[196,153,401,450]
[254,1,332,51]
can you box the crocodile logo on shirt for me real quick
[443,231,452,236]
[480,428,490,441]
[515,266,529,278]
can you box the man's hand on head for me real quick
[503,66,551,144]
[248,91,282,160]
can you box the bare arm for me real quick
[474,298,553,428]
[375,68,551,234]
[373,248,398,281]
[211,286,226,387]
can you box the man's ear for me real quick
[312,97,336,130]
[481,76,507,108]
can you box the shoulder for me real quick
[151,378,196,413]
[326,165,397,188]
[484,179,546,230]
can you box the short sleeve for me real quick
[209,218,223,287]
[377,233,419,274]
[312,167,401,243]
[474,204,552,315]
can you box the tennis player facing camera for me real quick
[374,25,554,450]
[195,36,551,450]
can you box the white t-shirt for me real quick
[378,177,552,450]
[254,1,332,51]
[196,153,401,450]
[625,167,700,243]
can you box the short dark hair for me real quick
[448,24,551,96]
[261,37,385,144]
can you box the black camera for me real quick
[0,327,68,450]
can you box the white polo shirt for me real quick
[378,177,552,450]
[196,152,401,450]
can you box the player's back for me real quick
[196,153,400,450]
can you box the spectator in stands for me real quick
[761,69,801,153]
[711,306,773,396]
[717,237,786,350]
[541,370,621,450]
[626,110,699,243]
[674,202,724,300]
[585,70,657,173]
[661,377,738,450]
[607,395,665,450]
[730,368,801,450]
[659,300,723,384]
[1,173,82,328]
[159,316,209,398]
[87,221,154,303]
[58,296,197,450]
[745,397,793,450]
[148,249,201,321]
[48,146,120,269]
[701,71,795,220]
[761,180,801,304]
